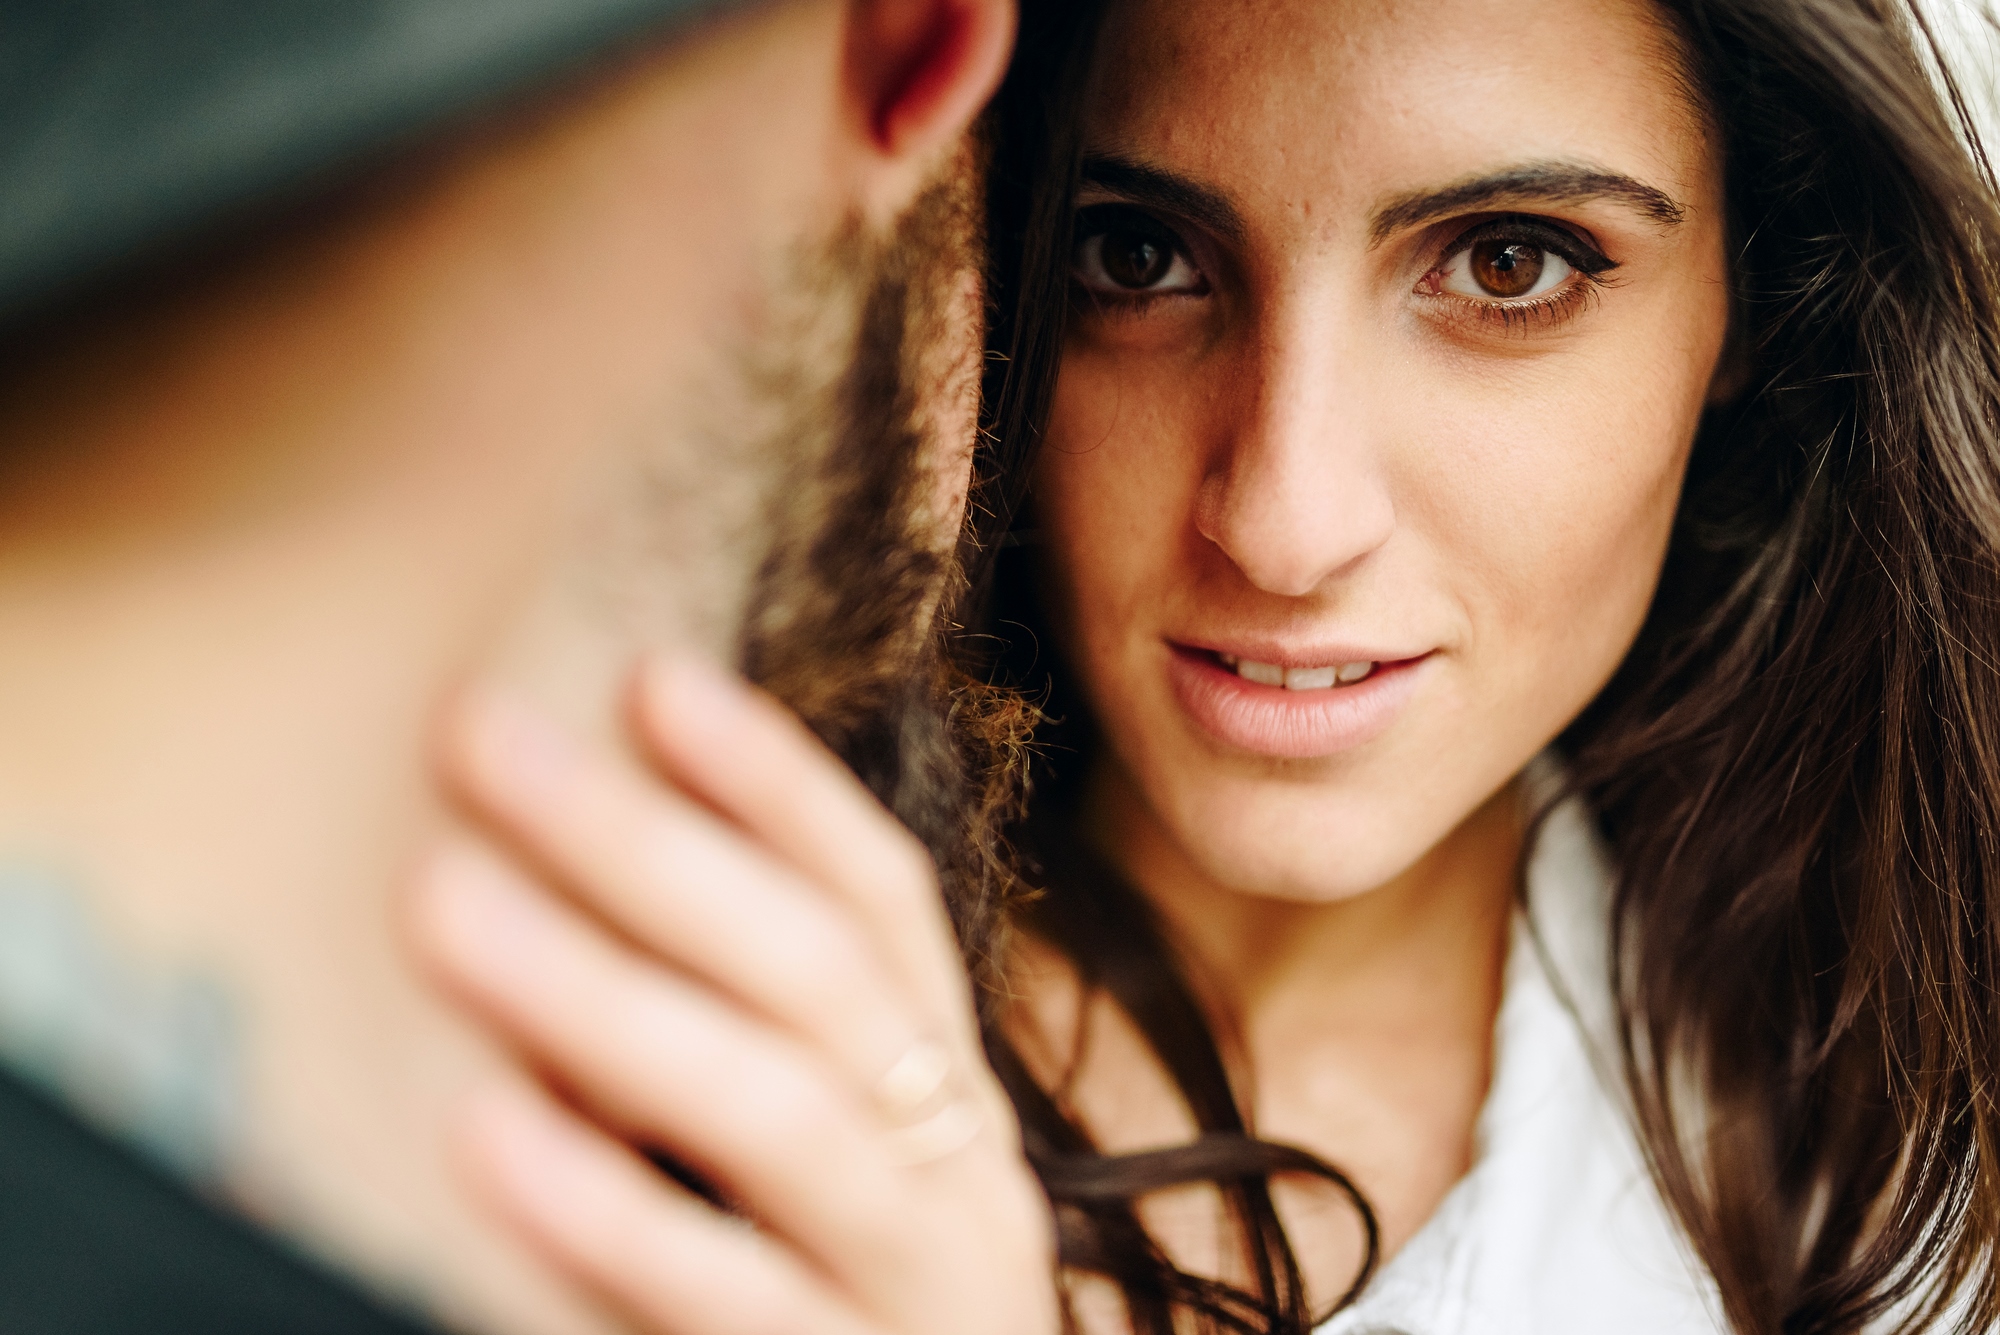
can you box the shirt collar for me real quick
[1317,793,1726,1335]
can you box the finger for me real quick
[439,687,930,1097]
[631,656,975,1044]
[457,1078,875,1335]
[409,842,937,1285]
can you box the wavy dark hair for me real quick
[951,0,2000,1331]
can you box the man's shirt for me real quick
[0,1065,432,1335]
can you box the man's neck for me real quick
[0,429,658,1333]
[0,5,904,1321]
[0,104,748,1333]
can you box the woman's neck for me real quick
[1082,762,1521,1014]
[1072,761,1521,1264]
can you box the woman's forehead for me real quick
[1084,0,1715,230]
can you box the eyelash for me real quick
[1069,205,1206,317]
[1066,207,1620,333]
[1420,215,1618,334]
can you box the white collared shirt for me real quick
[1317,797,1727,1335]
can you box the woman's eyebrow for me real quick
[1369,161,1687,243]
[1079,154,1247,243]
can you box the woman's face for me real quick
[1038,0,1730,900]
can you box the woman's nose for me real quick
[1192,330,1396,598]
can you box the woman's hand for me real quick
[406,657,1058,1335]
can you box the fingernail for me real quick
[414,844,545,979]
[638,654,748,738]
[456,688,580,804]
[460,1082,589,1223]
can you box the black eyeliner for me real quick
[1445,213,1619,276]
[1070,203,1208,306]
[1072,203,1191,250]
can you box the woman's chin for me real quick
[1154,777,1450,907]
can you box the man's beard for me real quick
[734,148,1019,961]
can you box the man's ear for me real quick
[845,0,1016,162]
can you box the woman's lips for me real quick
[1166,643,1430,759]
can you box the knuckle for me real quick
[761,910,875,1009]
[886,828,939,890]
[631,810,710,889]
[732,1059,847,1151]
[863,829,939,911]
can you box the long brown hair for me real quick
[957,0,2000,1331]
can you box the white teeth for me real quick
[1238,659,1286,686]
[1228,657,1378,689]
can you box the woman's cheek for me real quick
[1043,350,1195,575]
[1425,377,1696,732]
[1037,360,1155,683]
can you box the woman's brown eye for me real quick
[1432,232,1576,305]
[1470,239,1544,297]
[1101,232,1173,289]
[1073,219,1203,299]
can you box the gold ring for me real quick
[882,1097,983,1167]
[873,1039,982,1167]
[875,1038,952,1122]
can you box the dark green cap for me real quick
[0,0,747,325]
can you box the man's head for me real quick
[0,0,1011,748]
[0,4,1012,1323]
